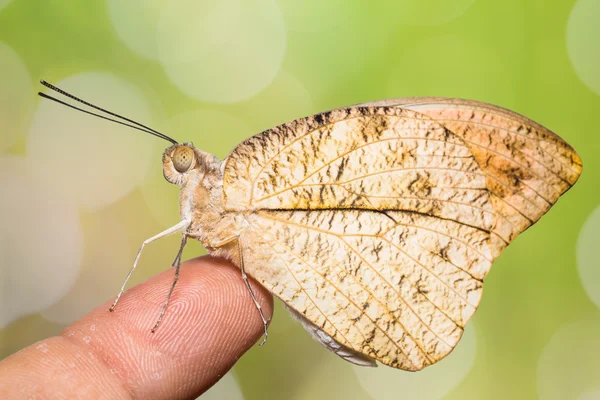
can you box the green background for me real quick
[1,1,599,399]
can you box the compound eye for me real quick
[172,146,194,172]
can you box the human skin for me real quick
[0,256,274,399]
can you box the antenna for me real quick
[37,80,178,145]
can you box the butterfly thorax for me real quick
[183,167,239,246]
[163,145,242,258]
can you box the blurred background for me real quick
[0,0,599,399]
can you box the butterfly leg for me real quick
[208,235,270,346]
[237,237,270,346]
[151,233,188,332]
[109,219,191,312]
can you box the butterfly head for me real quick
[162,143,200,186]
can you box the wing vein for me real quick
[259,212,468,333]
[309,169,487,187]
[385,220,493,264]
[259,211,482,307]
[434,118,580,175]
[483,171,554,207]
[460,137,571,190]
[252,136,471,200]
[339,236,461,348]
[253,223,420,367]
[382,236,477,309]
[247,113,469,190]
[246,224,363,356]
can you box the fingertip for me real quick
[61,256,274,399]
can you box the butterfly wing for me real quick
[357,98,583,242]
[221,105,580,370]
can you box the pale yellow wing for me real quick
[241,208,492,370]
[358,98,583,242]
[221,106,580,370]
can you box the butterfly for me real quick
[39,82,582,371]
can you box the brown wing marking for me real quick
[240,209,491,371]
[359,98,582,242]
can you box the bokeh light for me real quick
[0,157,83,327]
[387,34,515,106]
[198,372,245,400]
[567,0,600,96]
[0,0,12,12]
[352,323,477,400]
[157,0,286,103]
[156,0,242,65]
[27,72,160,210]
[282,350,372,400]
[242,71,316,130]
[276,0,346,32]
[107,0,163,60]
[108,0,242,64]
[41,213,132,324]
[382,0,476,26]
[537,317,600,400]
[579,388,600,400]
[577,206,600,310]
[0,41,33,153]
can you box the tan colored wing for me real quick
[358,98,583,242]
[240,208,493,370]
[224,107,498,240]
[223,107,510,370]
